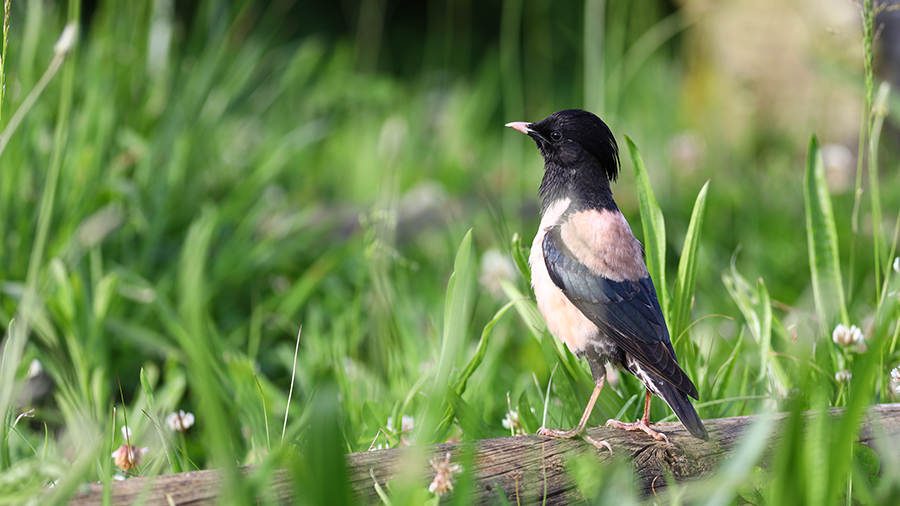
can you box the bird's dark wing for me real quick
[543,225,699,400]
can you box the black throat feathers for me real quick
[539,158,618,214]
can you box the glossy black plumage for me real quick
[507,109,708,443]
[543,225,707,439]
[543,225,696,397]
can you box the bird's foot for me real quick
[538,427,612,453]
[583,434,613,452]
[537,426,580,439]
[605,419,670,445]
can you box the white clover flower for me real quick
[501,410,517,430]
[502,392,525,436]
[832,324,864,347]
[891,366,900,395]
[428,452,462,496]
[894,257,900,274]
[401,415,415,432]
[111,444,148,471]
[835,369,852,383]
[166,411,195,433]
[398,414,414,447]
[384,415,415,447]
[121,425,133,441]
[851,325,865,345]
[501,410,523,436]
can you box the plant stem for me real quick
[584,0,605,114]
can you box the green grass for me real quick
[1,0,900,504]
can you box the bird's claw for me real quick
[537,426,580,439]
[583,434,613,453]
[538,427,613,453]
[605,419,670,445]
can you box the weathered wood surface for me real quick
[67,404,900,505]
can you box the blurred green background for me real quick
[2,0,900,503]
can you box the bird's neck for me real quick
[539,160,617,214]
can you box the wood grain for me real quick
[66,404,900,505]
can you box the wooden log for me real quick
[67,404,900,505]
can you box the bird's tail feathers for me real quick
[653,375,708,441]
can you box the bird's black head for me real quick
[507,109,620,211]
[520,109,619,182]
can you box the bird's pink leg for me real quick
[538,377,612,452]
[605,389,670,444]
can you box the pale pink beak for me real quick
[505,121,531,134]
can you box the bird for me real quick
[506,109,708,451]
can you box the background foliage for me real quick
[1,0,900,504]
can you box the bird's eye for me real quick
[550,131,562,141]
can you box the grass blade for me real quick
[709,332,742,411]
[446,388,497,440]
[436,229,474,384]
[869,81,889,309]
[510,232,531,282]
[583,0,605,114]
[704,413,776,506]
[755,278,773,384]
[626,135,670,318]
[672,180,710,343]
[500,279,545,342]
[453,299,517,395]
[723,261,786,393]
[431,299,519,435]
[140,368,182,474]
[422,229,474,444]
[804,135,849,328]
[0,21,79,432]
